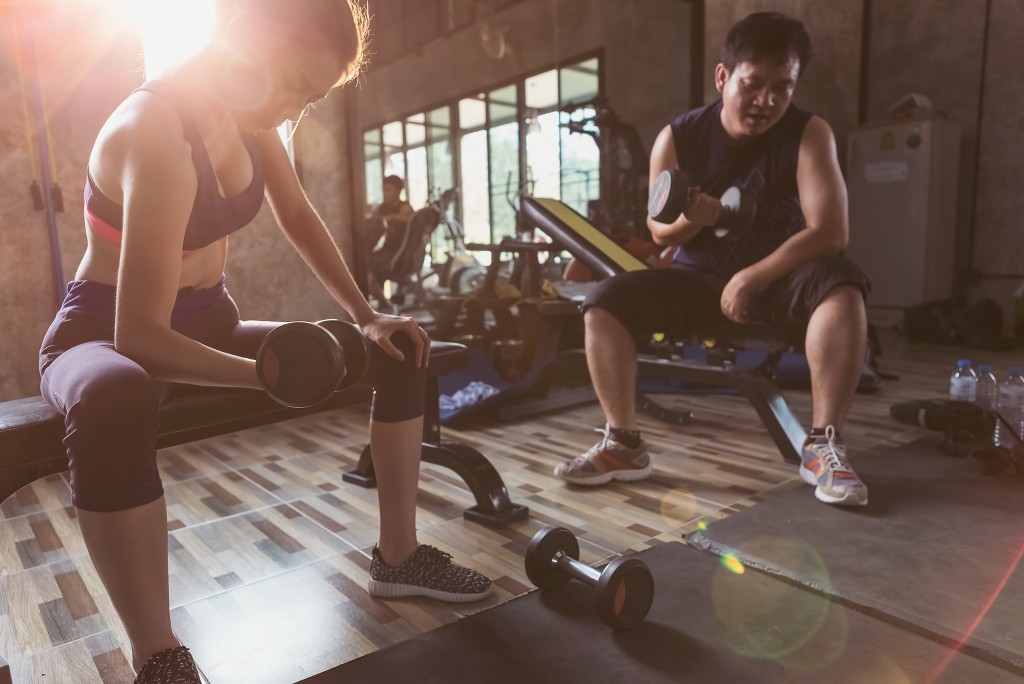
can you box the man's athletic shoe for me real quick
[555,424,653,485]
[799,425,868,506]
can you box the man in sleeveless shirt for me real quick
[557,12,871,507]
[367,175,415,309]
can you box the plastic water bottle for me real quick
[949,359,977,403]
[977,364,999,446]
[996,368,1024,447]
[976,364,998,411]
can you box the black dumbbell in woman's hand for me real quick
[256,320,372,408]
[315,319,373,390]
[256,322,344,408]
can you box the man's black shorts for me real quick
[580,255,870,337]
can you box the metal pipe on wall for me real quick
[18,10,65,314]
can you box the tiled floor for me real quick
[0,327,1016,683]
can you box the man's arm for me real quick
[719,116,848,323]
[741,116,848,286]
[645,125,722,247]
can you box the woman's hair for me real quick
[218,0,370,87]
[720,12,811,76]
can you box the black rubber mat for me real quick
[689,435,1024,673]
[304,539,1020,683]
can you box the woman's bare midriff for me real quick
[74,228,229,290]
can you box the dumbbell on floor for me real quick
[256,319,372,408]
[525,526,654,630]
[647,168,756,241]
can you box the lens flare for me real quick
[721,552,745,575]
[712,535,836,664]
[114,0,216,77]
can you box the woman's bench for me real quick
[0,341,528,526]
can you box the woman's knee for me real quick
[65,367,163,512]
[367,331,426,422]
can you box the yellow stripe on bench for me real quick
[530,198,648,273]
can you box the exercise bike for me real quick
[426,188,489,296]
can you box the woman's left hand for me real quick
[359,311,431,367]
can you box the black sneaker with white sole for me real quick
[368,544,493,603]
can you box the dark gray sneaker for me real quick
[134,646,205,684]
[368,544,493,603]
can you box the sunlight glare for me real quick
[116,0,217,77]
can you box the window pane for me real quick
[489,122,519,240]
[406,119,426,146]
[460,129,490,245]
[526,110,561,200]
[459,97,487,130]
[363,128,383,208]
[525,69,558,110]
[489,85,517,127]
[385,150,405,181]
[363,129,382,159]
[382,121,404,148]
[427,106,451,132]
[560,107,600,217]
[560,58,600,106]
[428,139,454,197]
[427,138,454,256]
[365,159,383,207]
[406,146,428,210]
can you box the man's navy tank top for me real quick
[669,99,812,277]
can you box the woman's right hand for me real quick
[358,311,431,368]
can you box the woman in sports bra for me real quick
[38,2,491,681]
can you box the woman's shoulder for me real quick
[90,89,193,195]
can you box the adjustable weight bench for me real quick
[520,196,806,465]
[0,342,527,527]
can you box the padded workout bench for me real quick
[0,341,528,527]
[520,196,806,465]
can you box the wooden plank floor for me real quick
[0,327,1018,683]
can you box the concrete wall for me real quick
[354,0,694,153]
[0,5,142,402]
[705,0,864,164]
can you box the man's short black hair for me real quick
[383,175,405,191]
[721,12,811,75]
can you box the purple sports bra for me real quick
[83,79,265,252]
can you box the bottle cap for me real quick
[978,364,992,373]
[1010,367,1022,377]
[957,359,971,368]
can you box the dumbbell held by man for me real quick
[647,168,756,241]
[256,319,373,408]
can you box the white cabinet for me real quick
[845,118,961,308]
